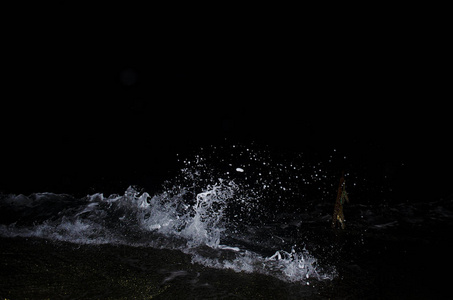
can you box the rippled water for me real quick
[1,143,452,298]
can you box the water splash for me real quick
[181,180,237,248]
[0,144,342,283]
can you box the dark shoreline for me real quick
[0,237,318,299]
[1,220,452,299]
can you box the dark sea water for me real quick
[1,143,452,299]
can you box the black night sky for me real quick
[1,11,451,203]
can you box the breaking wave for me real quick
[0,183,332,283]
[0,144,343,283]
[3,143,452,284]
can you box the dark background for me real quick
[1,8,451,202]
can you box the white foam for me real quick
[218,245,240,251]
[189,246,332,283]
[1,184,333,283]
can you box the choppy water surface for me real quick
[1,143,452,298]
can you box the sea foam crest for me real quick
[0,142,340,283]
[181,180,237,248]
